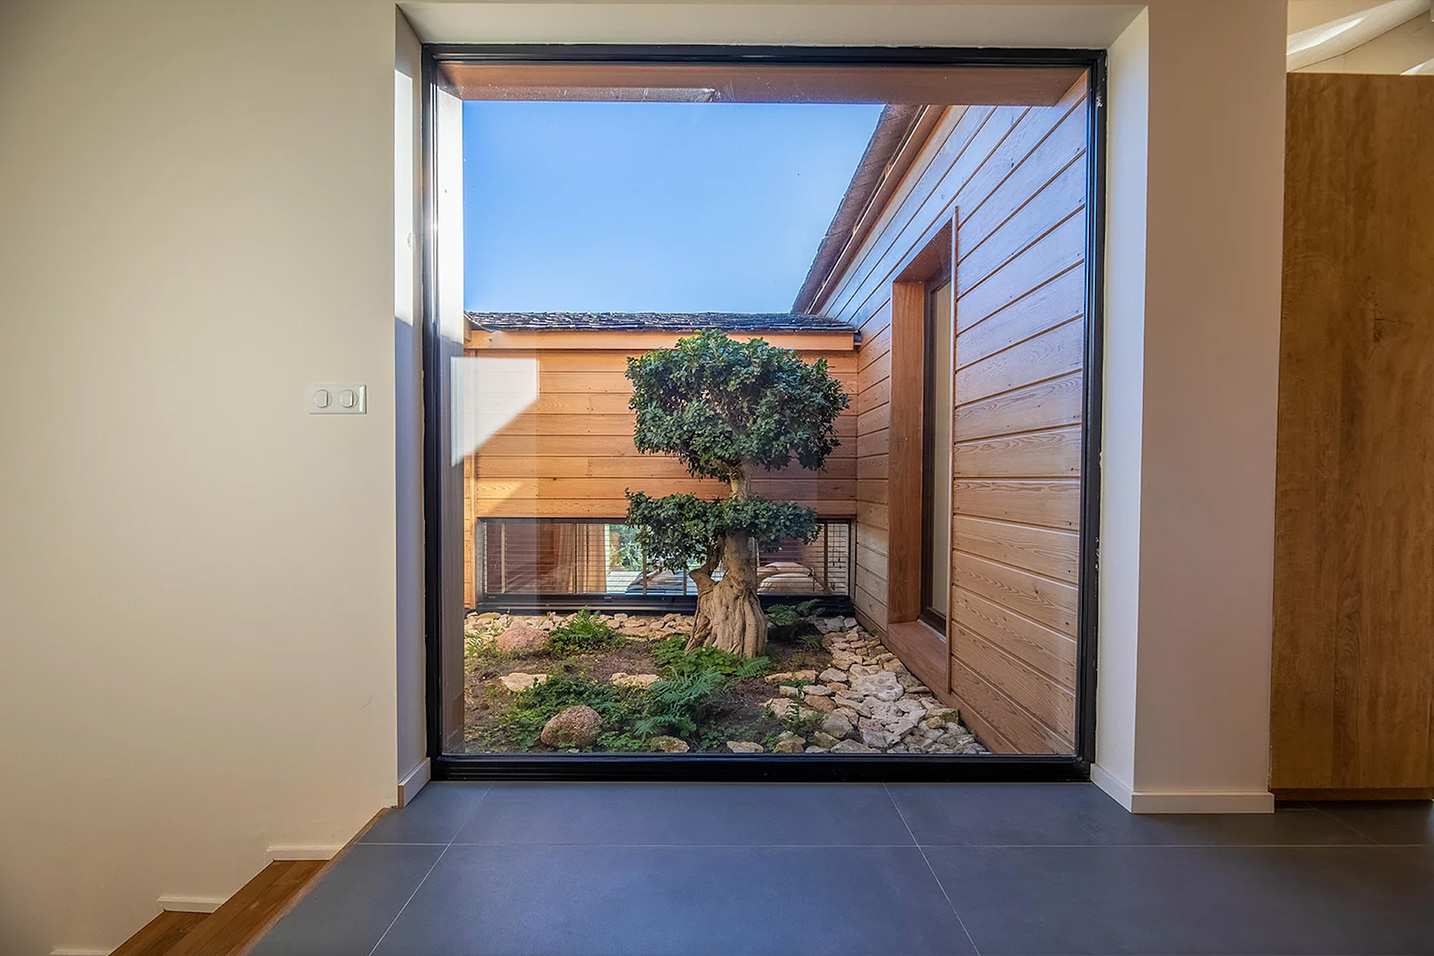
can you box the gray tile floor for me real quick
[249,783,1434,956]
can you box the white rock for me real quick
[498,672,548,692]
[765,670,817,684]
[820,713,854,738]
[802,684,833,696]
[887,716,919,738]
[852,671,904,702]
[611,672,660,689]
[726,741,764,753]
[819,668,848,683]
[831,739,876,754]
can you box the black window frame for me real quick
[422,43,1107,782]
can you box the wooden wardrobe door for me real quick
[1272,74,1434,797]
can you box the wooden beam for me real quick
[440,62,1088,107]
[465,329,857,352]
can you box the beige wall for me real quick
[1096,0,1288,811]
[0,0,1288,951]
[395,9,429,798]
[0,2,401,952]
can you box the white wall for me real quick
[1093,6,1151,802]
[0,0,1289,951]
[1095,0,1289,812]
[394,10,429,795]
[0,2,401,952]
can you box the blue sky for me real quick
[462,101,883,313]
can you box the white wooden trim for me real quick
[1128,789,1275,814]
[156,895,224,914]
[1091,763,1134,810]
[398,757,431,807]
[266,844,341,861]
[1093,766,1274,813]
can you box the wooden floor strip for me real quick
[164,861,325,956]
[111,911,208,956]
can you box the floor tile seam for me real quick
[365,843,449,956]
[368,786,493,956]
[911,842,1389,849]
[884,783,983,956]
[443,841,928,848]
[1306,803,1385,845]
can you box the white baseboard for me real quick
[398,757,431,807]
[50,949,109,955]
[1093,766,1275,813]
[1128,790,1275,813]
[267,844,342,861]
[157,894,224,913]
[1091,763,1135,809]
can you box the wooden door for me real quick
[1271,74,1434,797]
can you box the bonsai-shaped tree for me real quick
[624,330,849,657]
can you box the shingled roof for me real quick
[466,311,856,333]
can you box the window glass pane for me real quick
[434,58,1092,759]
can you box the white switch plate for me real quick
[308,384,367,415]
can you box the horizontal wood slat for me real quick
[951,514,1079,583]
[953,622,1076,739]
[949,478,1080,530]
[952,426,1081,479]
[954,372,1083,441]
[954,318,1084,407]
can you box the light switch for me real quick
[308,384,366,415]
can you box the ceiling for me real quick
[1288,0,1434,73]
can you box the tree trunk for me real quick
[687,466,767,656]
[688,531,767,657]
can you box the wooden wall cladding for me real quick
[1271,74,1434,797]
[817,77,1088,754]
[460,346,859,606]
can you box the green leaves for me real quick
[625,491,818,573]
[548,609,626,657]
[626,329,849,481]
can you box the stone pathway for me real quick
[773,617,987,754]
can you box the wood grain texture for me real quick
[1271,73,1434,793]
[167,861,325,956]
[887,279,930,625]
[815,74,1089,751]
[111,911,208,956]
[460,344,859,598]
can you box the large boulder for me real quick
[495,622,549,655]
[540,705,602,748]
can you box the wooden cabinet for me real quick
[1271,74,1434,798]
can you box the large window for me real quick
[475,519,852,601]
[426,47,1101,770]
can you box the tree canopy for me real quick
[626,329,849,481]
[624,330,849,576]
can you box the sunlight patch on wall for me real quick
[451,355,538,464]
